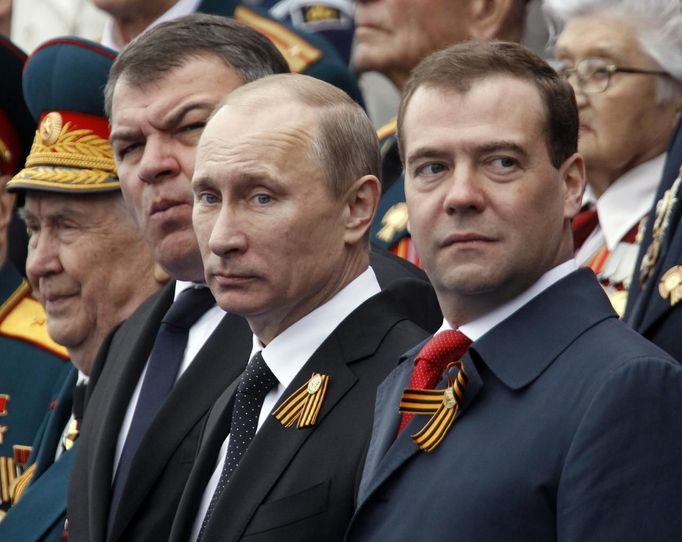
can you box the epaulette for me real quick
[234,5,322,73]
[376,118,397,143]
[0,280,69,360]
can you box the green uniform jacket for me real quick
[0,261,68,513]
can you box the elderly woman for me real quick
[543,0,682,314]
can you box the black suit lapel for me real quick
[169,378,241,542]
[203,338,358,541]
[83,283,174,541]
[199,292,408,542]
[109,312,252,540]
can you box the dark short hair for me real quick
[397,40,578,168]
[104,13,290,117]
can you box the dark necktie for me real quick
[108,286,215,529]
[197,351,278,540]
[63,383,87,451]
[398,330,471,434]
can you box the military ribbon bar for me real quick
[273,373,329,429]
[399,361,468,452]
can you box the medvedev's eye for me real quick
[489,156,518,171]
[416,163,446,176]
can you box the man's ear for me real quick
[468,0,520,41]
[560,153,586,220]
[343,175,381,244]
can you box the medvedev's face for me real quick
[402,77,579,321]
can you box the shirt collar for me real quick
[594,154,665,250]
[438,259,578,341]
[101,0,202,50]
[251,267,381,389]
[174,279,208,300]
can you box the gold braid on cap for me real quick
[26,121,115,175]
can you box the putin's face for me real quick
[192,100,356,343]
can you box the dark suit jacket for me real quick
[625,118,682,362]
[347,269,682,541]
[168,290,429,542]
[369,245,442,333]
[0,364,76,541]
[67,282,254,542]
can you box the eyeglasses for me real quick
[556,58,668,94]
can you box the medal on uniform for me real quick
[640,171,682,286]
[273,373,330,429]
[399,361,468,452]
[659,266,682,306]
[377,202,409,243]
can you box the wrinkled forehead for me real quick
[23,190,120,218]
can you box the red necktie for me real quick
[398,330,471,433]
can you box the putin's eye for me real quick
[197,192,220,205]
[253,193,272,205]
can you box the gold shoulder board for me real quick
[234,6,322,73]
[0,282,69,360]
[376,118,397,141]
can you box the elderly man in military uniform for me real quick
[0,34,69,520]
[0,36,161,541]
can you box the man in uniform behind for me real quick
[0,33,69,519]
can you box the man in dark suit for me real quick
[624,118,682,362]
[346,41,682,541]
[168,72,429,542]
[0,36,160,540]
[66,17,288,542]
[69,15,437,542]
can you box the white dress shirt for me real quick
[439,260,578,341]
[100,0,202,51]
[113,281,225,477]
[576,154,665,265]
[191,267,381,540]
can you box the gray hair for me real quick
[543,0,682,103]
[104,13,290,117]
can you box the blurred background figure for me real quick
[544,0,682,316]
[0,34,69,520]
[11,1,106,51]
[0,36,161,540]
[246,0,355,65]
[90,0,363,103]
[351,0,531,265]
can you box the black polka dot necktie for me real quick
[197,351,278,540]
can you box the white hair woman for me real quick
[543,0,682,314]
